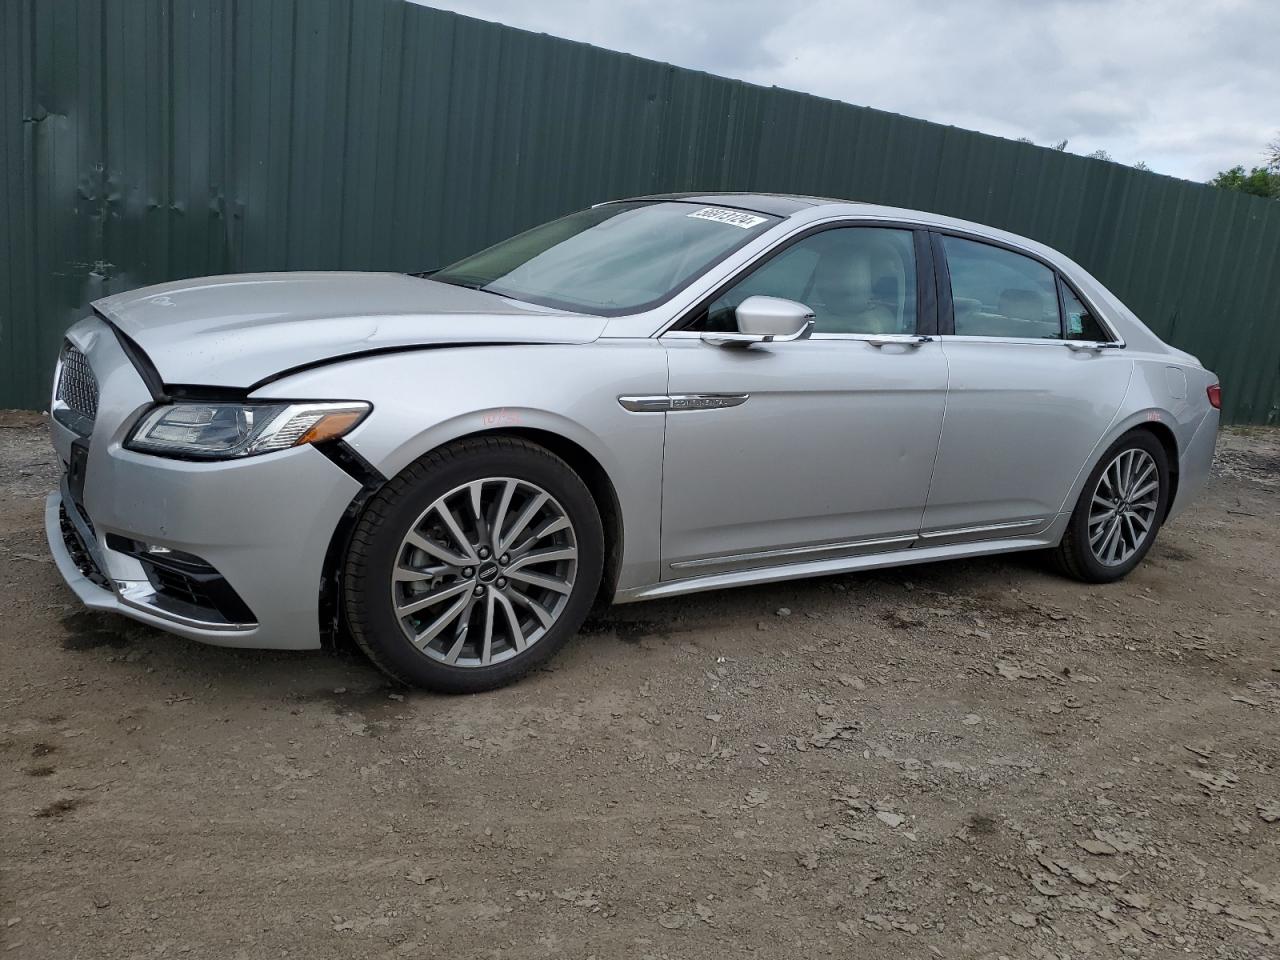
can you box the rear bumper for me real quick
[1168,408,1219,522]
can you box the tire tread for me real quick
[1052,429,1168,584]
[342,435,601,691]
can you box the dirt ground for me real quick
[1,411,1277,960]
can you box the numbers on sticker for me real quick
[686,207,768,229]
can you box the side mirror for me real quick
[701,296,815,347]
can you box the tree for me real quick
[1267,133,1279,172]
[1208,165,1280,199]
[1016,137,1068,151]
[1015,136,1150,171]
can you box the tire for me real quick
[1053,429,1170,583]
[343,436,604,693]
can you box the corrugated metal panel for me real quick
[4,0,1280,421]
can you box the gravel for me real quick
[2,413,1278,958]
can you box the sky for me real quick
[420,0,1278,182]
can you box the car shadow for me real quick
[53,548,1065,698]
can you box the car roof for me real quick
[632,191,1083,267]
[623,192,1061,256]
[624,192,822,216]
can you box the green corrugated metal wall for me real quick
[4,0,1280,420]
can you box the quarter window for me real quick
[695,227,918,335]
[943,236,1061,339]
[1060,281,1110,341]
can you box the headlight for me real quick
[126,401,370,459]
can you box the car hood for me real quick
[93,272,607,388]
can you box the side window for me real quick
[1060,281,1111,341]
[942,236,1061,339]
[696,227,918,335]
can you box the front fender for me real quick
[252,340,669,592]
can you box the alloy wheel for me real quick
[390,477,578,667]
[1087,448,1160,566]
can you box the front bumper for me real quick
[46,316,363,650]
[46,486,269,644]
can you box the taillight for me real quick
[1206,383,1221,409]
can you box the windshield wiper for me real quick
[430,273,491,291]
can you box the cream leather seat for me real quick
[806,245,896,334]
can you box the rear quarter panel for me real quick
[1055,352,1216,523]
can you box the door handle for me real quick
[1064,341,1123,352]
[865,335,934,348]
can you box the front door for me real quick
[658,225,949,576]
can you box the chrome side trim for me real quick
[618,535,1057,603]
[117,582,258,632]
[670,534,915,569]
[917,518,1044,540]
[618,393,749,413]
[617,395,669,413]
[671,393,749,411]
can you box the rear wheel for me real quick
[344,437,603,692]
[1054,430,1169,583]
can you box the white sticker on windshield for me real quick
[686,206,768,229]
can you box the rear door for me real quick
[921,232,1132,540]
[658,224,949,575]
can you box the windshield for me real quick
[432,201,780,315]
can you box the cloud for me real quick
[418,0,1278,181]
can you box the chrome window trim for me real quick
[655,213,1128,346]
[666,329,1122,350]
[941,334,1127,349]
[655,216,931,338]
[660,330,943,345]
[809,333,933,343]
[930,227,1127,347]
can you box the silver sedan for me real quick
[46,194,1220,691]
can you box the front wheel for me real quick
[1054,430,1170,583]
[343,437,604,692]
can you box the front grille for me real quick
[56,343,99,421]
[139,555,256,624]
[148,565,212,608]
